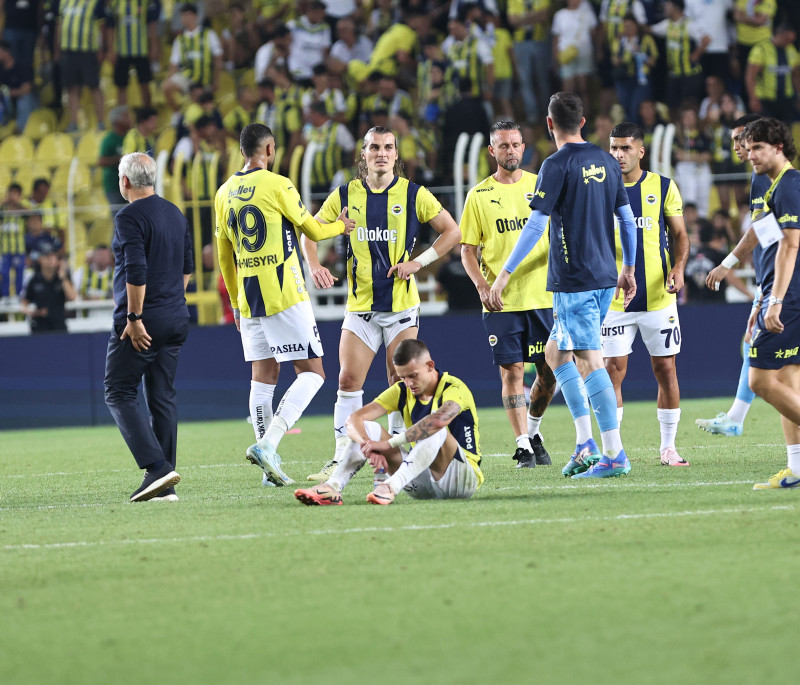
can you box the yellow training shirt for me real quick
[460,171,552,312]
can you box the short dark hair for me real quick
[309,100,328,116]
[392,339,431,367]
[742,117,797,161]
[732,114,761,130]
[609,121,644,141]
[240,123,274,157]
[666,0,685,10]
[33,178,50,192]
[548,92,584,133]
[194,114,215,129]
[490,121,521,136]
[135,106,157,121]
[180,3,198,14]
[312,63,327,77]
[7,182,22,194]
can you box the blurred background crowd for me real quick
[1,0,799,328]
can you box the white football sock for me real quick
[515,434,532,452]
[657,408,680,451]
[576,414,593,444]
[249,381,275,440]
[727,398,750,425]
[334,390,363,440]
[386,428,447,494]
[617,406,624,424]
[527,414,542,439]
[600,428,623,457]
[787,444,800,474]
[328,420,381,491]
[262,372,324,448]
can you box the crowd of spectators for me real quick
[1,0,800,313]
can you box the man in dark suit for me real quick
[104,153,194,502]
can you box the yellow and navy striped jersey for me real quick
[446,32,490,98]
[223,106,253,138]
[79,266,113,298]
[611,171,683,313]
[108,0,158,58]
[361,90,414,120]
[121,128,155,156]
[666,17,702,77]
[374,370,484,486]
[59,0,105,52]
[460,172,552,312]
[215,168,316,318]
[613,34,658,78]
[508,0,550,43]
[603,0,637,45]
[308,121,346,189]
[748,38,800,101]
[317,177,443,313]
[176,27,215,86]
[735,0,776,46]
[0,203,27,255]
[31,198,65,230]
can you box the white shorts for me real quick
[601,302,682,357]
[403,447,479,500]
[240,300,323,363]
[342,306,419,354]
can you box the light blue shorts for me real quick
[550,288,615,351]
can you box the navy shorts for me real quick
[749,306,800,370]
[482,308,553,365]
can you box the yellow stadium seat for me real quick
[217,71,236,98]
[13,163,52,195]
[74,190,110,225]
[35,132,76,167]
[218,93,237,117]
[22,109,58,142]
[156,127,177,156]
[0,166,12,193]
[0,135,35,169]
[75,131,105,164]
[51,161,91,195]
[64,219,88,256]
[87,217,114,247]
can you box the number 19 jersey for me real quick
[215,167,312,318]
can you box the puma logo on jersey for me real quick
[490,199,502,207]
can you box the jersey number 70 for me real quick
[227,205,267,253]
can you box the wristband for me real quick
[387,432,408,449]
[233,308,240,320]
[768,296,784,306]
[413,246,440,268]
[721,253,739,269]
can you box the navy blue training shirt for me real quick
[749,170,771,287]
[529,141,630,293]
[112,194,194,324]
[756,167,800,307]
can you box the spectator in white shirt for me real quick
[552,0,598,107]
[327,16,374,78]
[287,1,332,85]
[685,0,734,82]
[253,24,291,85]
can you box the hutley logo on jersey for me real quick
[582,164,606,184]
[227,184,256,202]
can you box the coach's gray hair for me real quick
[109,105,129,126]
[119,153,157,188]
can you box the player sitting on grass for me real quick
[294,339,484,506]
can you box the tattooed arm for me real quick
[361,401,462,456]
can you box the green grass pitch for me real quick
[1,398,797,684]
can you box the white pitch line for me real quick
[2,503,794,552]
